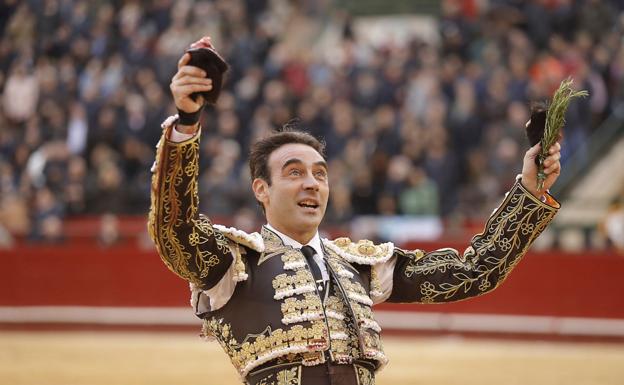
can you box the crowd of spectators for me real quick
[1,0,623,244]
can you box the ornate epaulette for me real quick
[213,224,265,253]
[323,237,394,265]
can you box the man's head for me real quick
[250,131,328,244]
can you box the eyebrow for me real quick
[281,158,328,172]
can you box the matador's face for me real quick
[252,143,329,243]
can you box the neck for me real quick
[268,223,316,245]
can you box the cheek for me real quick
[270,182,297,202]
[321,184,330,204]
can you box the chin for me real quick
[293,215,322,231]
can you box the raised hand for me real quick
[170,53,213,115]
[521,141,562,199]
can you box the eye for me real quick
[314,170,327,180]
[288,168,302,177]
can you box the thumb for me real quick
[525,142,541,160]
[177,53,190,70]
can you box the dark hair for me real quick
[249,130,326,185]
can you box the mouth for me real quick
[297,199,320,210]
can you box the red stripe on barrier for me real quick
[2,243,624,318]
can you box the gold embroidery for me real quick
[193,215,230,279]
[400,181,558,302]
[148,124,230,287]
[281,249,307,270]
[324,237,394,265]
[256,366,301,385]
[301,351,325,366]
[355,364,375,385]
[204,318,328,378]
[335,273,373,306]
[258,227,292,265]
[324,249,388,367]
[280,294,323,324]
[262,226,290,252]
[350,302,379,330]
[272,270,316,299]
[369,266,383,298]
[325,291,359,363]
[258,250,284,266]
[334,237,351,247]
[201,222,389,378]
[276,366,300,385]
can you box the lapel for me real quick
[258,225,291,265]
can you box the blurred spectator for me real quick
[29,187,64,243]
[0,223,13,248]
[98,213,121,247]
[0,0,622,245]
[0,192,30,238]
[66,102,88,155]
[65,155,87,215]
[399,166,439,216]
[3,60,39,123]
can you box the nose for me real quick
[302,171,319,191]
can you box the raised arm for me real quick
[147,50,233,290]
[387,142,562,303]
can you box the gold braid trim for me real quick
[213,224,265,252]
[324,252,388,369]
[204,318,328,379]
[203,223,266,283]
[369,267,383,298]
[323,238,394,265]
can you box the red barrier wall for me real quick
[2,243,624,319]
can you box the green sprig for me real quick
[538,78,589,190]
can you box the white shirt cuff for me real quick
[169,126,197,142]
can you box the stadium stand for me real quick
[0,0,623,250]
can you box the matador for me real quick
[148,38,562,385]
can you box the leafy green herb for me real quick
[538,78,589,190]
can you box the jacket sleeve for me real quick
[387,179,559,303]
[147,116,233,290]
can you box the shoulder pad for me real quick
[323,237,394,265]
[213,224,265,253]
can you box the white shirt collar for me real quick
[265,223,323,258]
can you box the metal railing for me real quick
[551,103,624,198]
[335,0,440,16]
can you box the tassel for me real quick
[232,243,248,282]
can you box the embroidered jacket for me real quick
[148,117,560,380]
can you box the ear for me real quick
[252,178,269,206]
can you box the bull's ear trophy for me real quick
[525,78,588,191]
[186,37,229,105]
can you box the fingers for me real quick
[543,151,561,174]
[172,65,206,81]
[170,82,213,99]
[172,76,212,88]
[190,36,212,49]
[170,66,212,98]
[177,53,191,69]
[526,142,561,157]
[549,142,561,155]
[544,161,561,175]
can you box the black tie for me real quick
[300,245,325,294]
